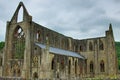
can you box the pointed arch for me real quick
[13,25,25,59]
[68,60,71,74]
[33,72,38,79]
[36,30,41,41]
[99,40,104,50]
[51,57,54,70]
[11,2,31,23]
[89,42,93,51]
[75,60,77,74]
[90,61,94,73]
[80,45,83,51]
[100,60,105,72]
[17,6,23,22]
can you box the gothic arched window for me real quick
[99,40,104,50]
[68,60,71,74]
[90,61,94,73]
[89,42,93,51]
[80,45,83,52]
[13,26,25,59]
[36,30,41,41]
[75,60,77,74]
[61,58,65,70]
[33,72,38,79]
[51,58,54,70]
[100,60,105,72]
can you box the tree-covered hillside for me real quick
[115,42,120,69]
[0,42,5,51]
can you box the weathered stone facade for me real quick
[0,2,118,79]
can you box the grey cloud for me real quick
[0,0,120,41]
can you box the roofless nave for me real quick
[0,2,118,80]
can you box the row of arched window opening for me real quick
[36,30,104,51]
[90,60,105,73]
[36,30,69,49]
[51,58,79,74]
[79,41,104,52]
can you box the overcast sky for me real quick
[0,0,120,41]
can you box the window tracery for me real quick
[13,26,25,59]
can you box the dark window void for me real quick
[61,59,65,70]
[68,60,71,74]
[33,72,38,79]
[89,42,93,51]
[99,40,104,50]
[100,60,105,72]
[36,30,41,41]
[51,58,54,70]
[0,58,2,66]
[80,46,83,52]
[75,60,77,74]
[90,61,94,73]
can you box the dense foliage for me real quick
[115,42,120,69]
[0,42,5,51]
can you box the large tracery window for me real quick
[100,60,105,72]
[13,26,25,59]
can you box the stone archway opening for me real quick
[13,26,25,59]
[33,72,38,79]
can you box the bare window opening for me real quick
[75,60,77,74]
[35,47,37,50]
[75,45,78,52]
[51,58,54,70]
[99,40,104,50]
[61,59,64,70]
[33,72,38,79]
[36,30,41,41]
[68,60,71,74]
[80,45,83,51]
[0,58,2,66]
[89,42,93,51]
[100,60,105,72]
[17,7,23,22]
[90,61,94,73]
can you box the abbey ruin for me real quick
[0,2,118,80]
